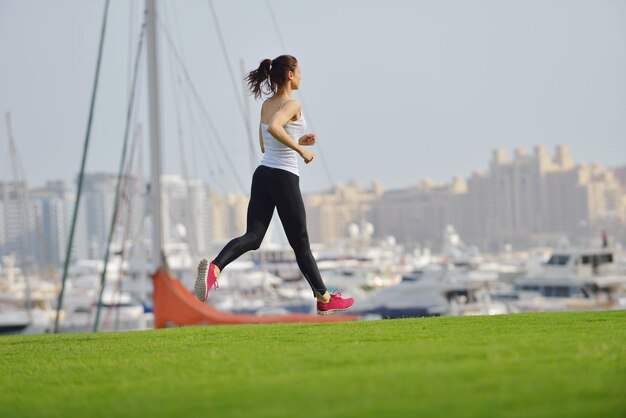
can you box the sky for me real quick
[0,0,625,194]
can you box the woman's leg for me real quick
[271,170,328,299]
[212,167,275,271]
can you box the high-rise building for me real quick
[227,193,248,239]
[372,177,467,249]
[462,145,624,249]
[1,173,251,267]
[76,173,117,259]
[205,189,248,249]
[161,175,213,257]
[0,181,37,269]
[305,145,625,251]
[30,180,75,267]
[305,181,384,245]
[156,175,248,256]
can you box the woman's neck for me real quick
[274,85,292,100]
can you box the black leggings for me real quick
[212,165,327,297]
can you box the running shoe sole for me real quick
[317,306,354,315]
[194,258,209,302]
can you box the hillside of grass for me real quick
[1,311,625,418]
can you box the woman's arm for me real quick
[258,124,265,153]
[267,100,314,163]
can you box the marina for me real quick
[0,1,624,335]
[2,225,625,335]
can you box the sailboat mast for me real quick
[145,0,164,268]
[5,112,29,271]
[5,112,33,320]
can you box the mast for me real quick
[5,112,29,271]
[55,0,111,333]
[145,0,164,269]
[5,112,33,320]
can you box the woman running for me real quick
[193,55,354,315]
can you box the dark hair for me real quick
[245,55,298,99]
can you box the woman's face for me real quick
[290,64,302,90]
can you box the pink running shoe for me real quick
[316,292,354,315]
[194,259,219,302]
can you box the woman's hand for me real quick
[298,133,316,146]
[300,149,314,164]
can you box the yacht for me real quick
[513,247,626,312]
[350,269,511,319]
[0,255,57,335]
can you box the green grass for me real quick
[1,311,625,418]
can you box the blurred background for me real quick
[1,0,625,333]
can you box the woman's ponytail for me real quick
[246,59,272,100]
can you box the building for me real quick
[304,181,384,245]
[372,177,467,250]
[0,181,37,269]
[463,145,625,250]
[0,173,252,269]
[30,180,75,267]
[304,145,625,252]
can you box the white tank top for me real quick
[260,108,306,176]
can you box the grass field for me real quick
[1,310,625,418]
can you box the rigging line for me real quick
[127,124,150,269]
[109,124,140,332]
[159,10,233,196]
[162,5,198,195]
[96,33,146,331]
[178,73,233,196]
[163,7,188,177]
[167,0,189,63]
[116,65,144,268]
[162,1,185,140]
[183,88,230,194]
[93,17,146,332]
[264,0,335,188]
[156,18,245,194]
[157,6,212,259]
[164,1,205,189]
[5,113,31,272]
[207,1,257,179]
[54,0,111,334]
[206,0,254,139]
[125,124,144,241]
[9,120,55,275]
[179,69,210,181]
[158,17,237,191]
[5,113,34,322]
[173,118,202,258]
[264,0,287,52]
[171,54,220,183]
[126,0,135,98]
[179,71,200,180]
[132,126,154,312]
[16,142,50,274]
[161,16,228,192]
[12,136,52,275]
[162,18,201,261]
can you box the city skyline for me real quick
[1,143,624,270]
[11,143,626,194]
[1,0,625,194]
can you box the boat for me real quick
[512,247,626,312]
[350,269,511,319]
